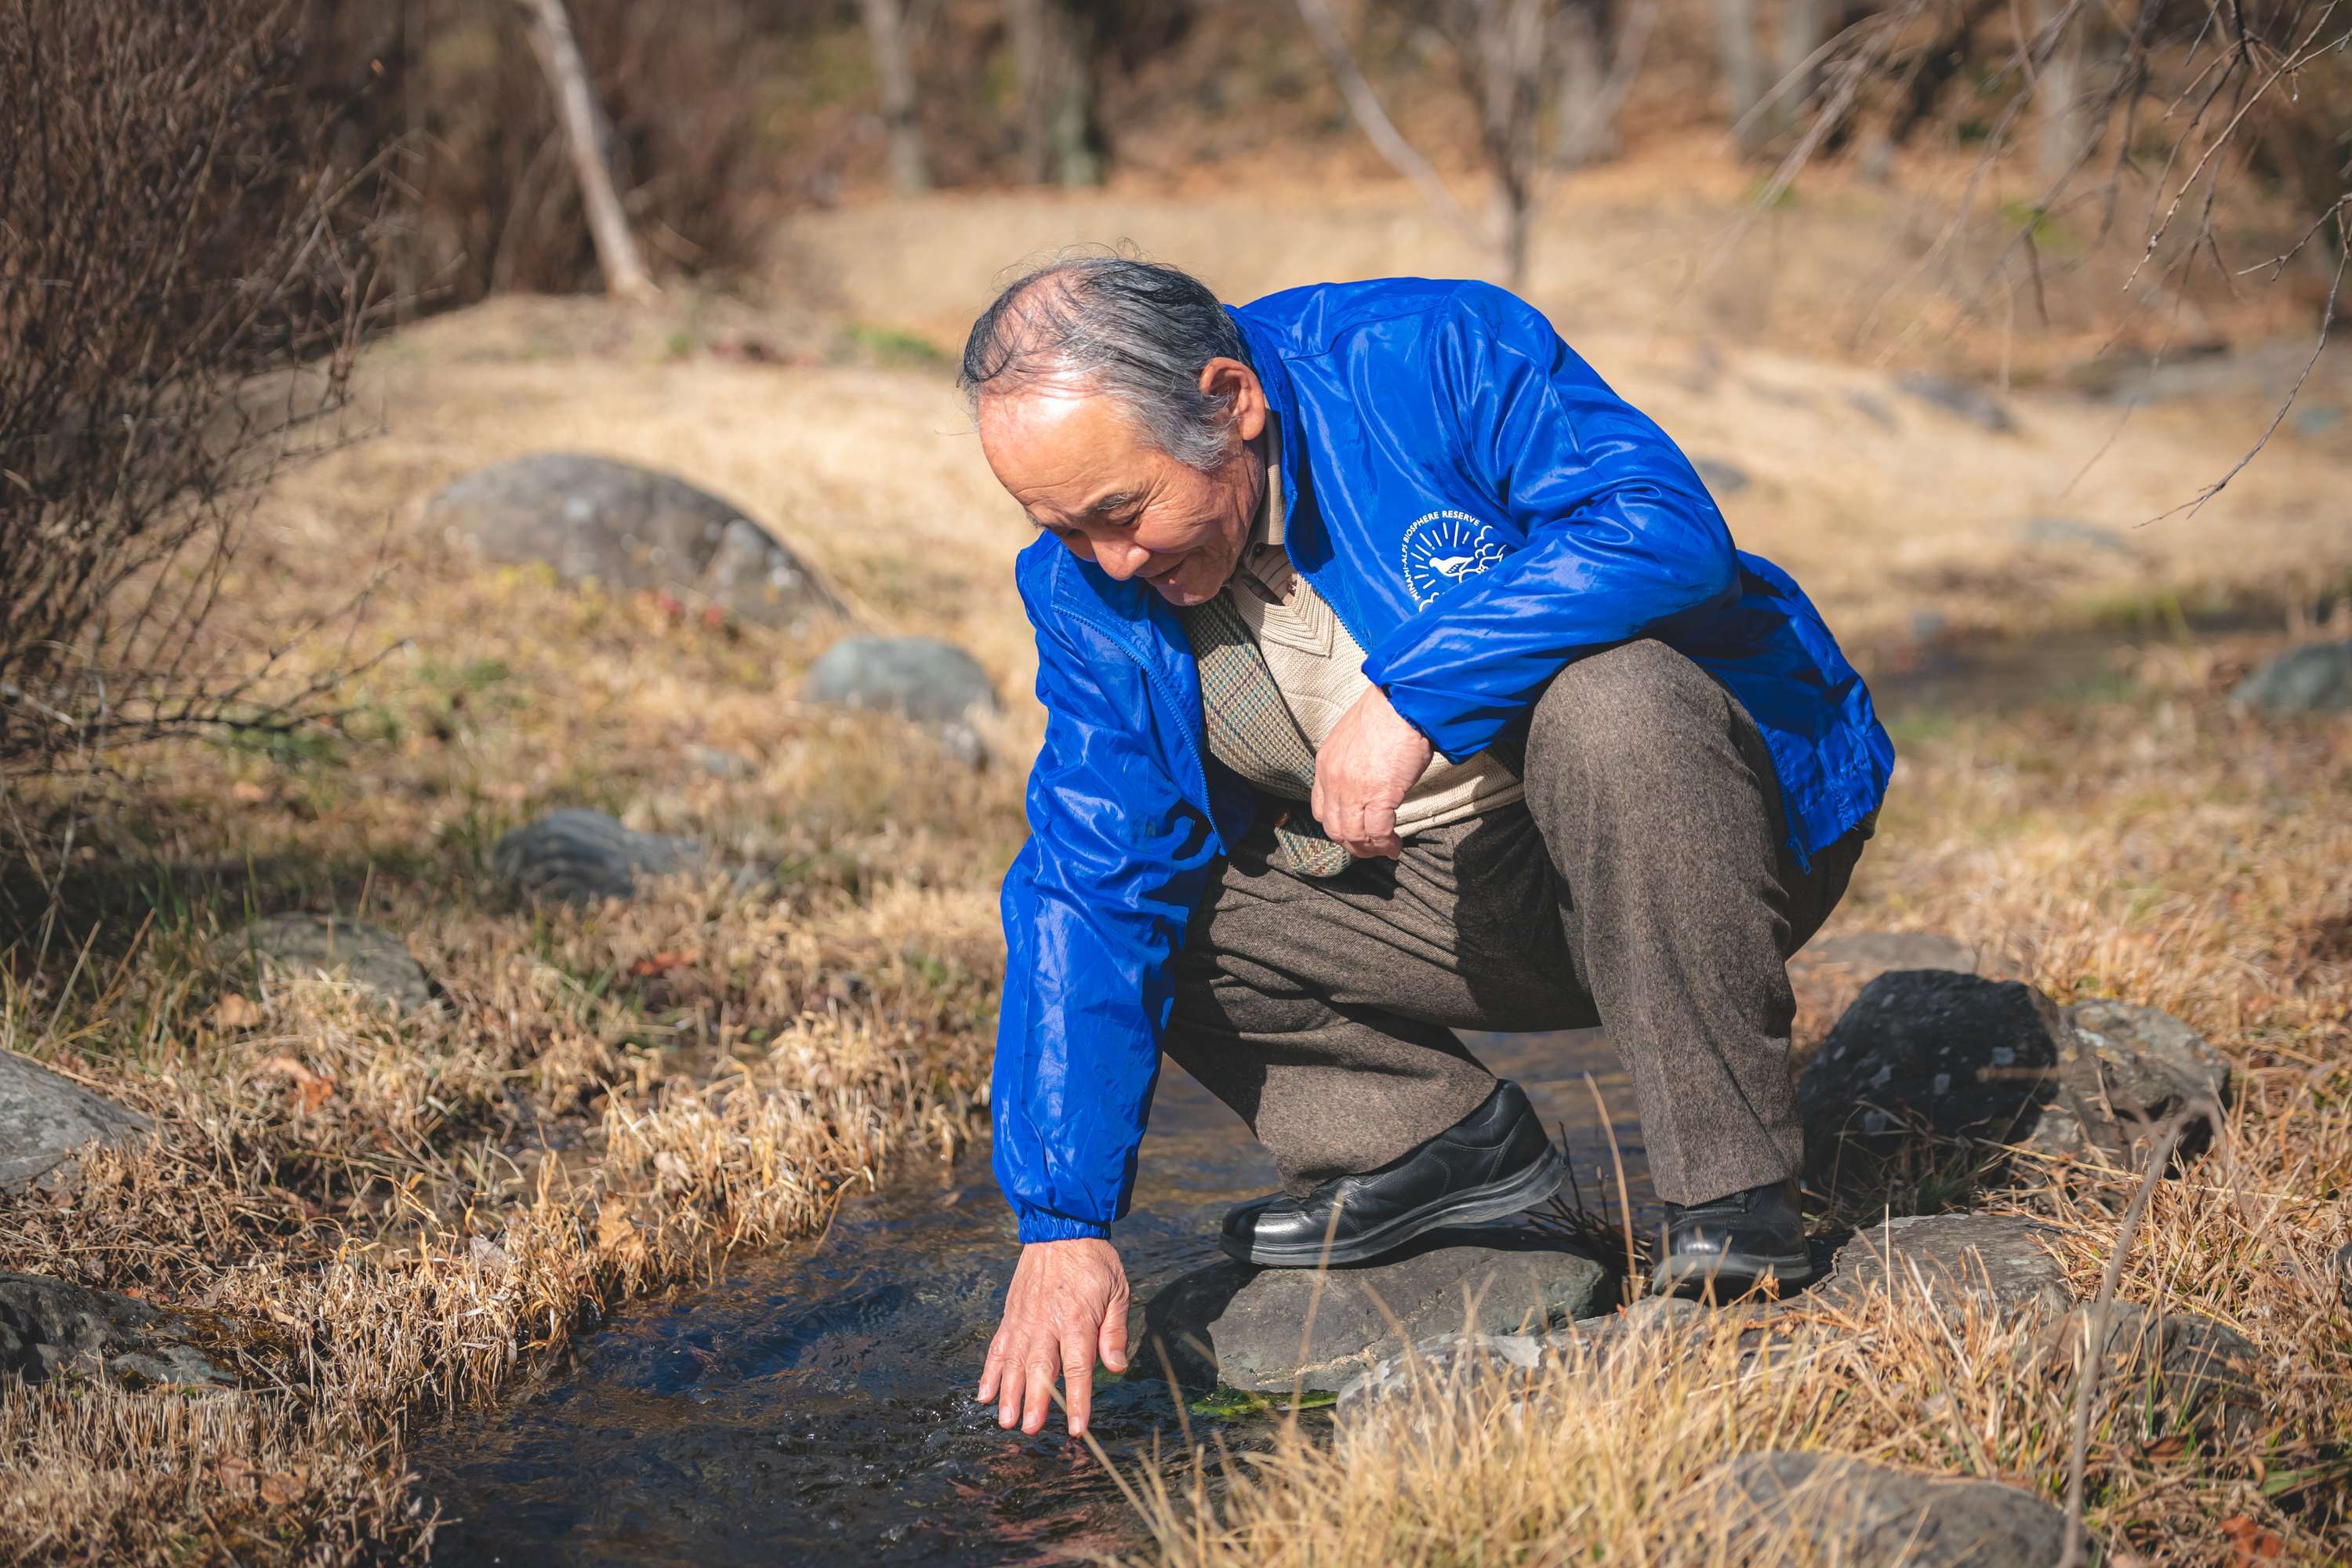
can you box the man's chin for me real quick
[1148,575,1215,608]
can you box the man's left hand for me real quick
[1312,686,1433,860]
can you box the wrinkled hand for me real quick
[978,1239,1130,1437]
[1312,686,1434,860]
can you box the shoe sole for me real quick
[1651,1250,1817,1301]
[1223,1145,1567,1268]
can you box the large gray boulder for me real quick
[2231,641,2352,714]
[1,1051,150,1191]
[228,913,435,1015]
[429,453,843,631]
[492,808,705,905]
[1811,1214,2074,1323]
[1704,1452,2071,1565]
[0,1272,230,1388]
[1135,1229,1617,1394]
[1798,973,2227,1187]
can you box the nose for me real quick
[1096,539,1154,581]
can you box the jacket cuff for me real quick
[1017,1210,1112,1244]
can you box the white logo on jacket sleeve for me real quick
[1401,510,1509,608]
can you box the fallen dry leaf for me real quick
[629,949,699,978]
[596,1204,650,1270]
[255,1054,336,1113]
[2220,1515,2285,1565]
[207,993,263,1031]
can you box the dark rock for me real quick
[1798,973,2223,1188]
[2231,641,2352,715]
[1,1051,150,1191]
[1135,1228,1617,1394]
[429,453,843,630]
[1896,372,2016,434]
[0,1272,230,1388]
[2051,1301,2262,1442]
[230,913,434,1015]
[493,808,705,905]
[1705,1453,2071,1566]
[2020,516,2138,557]
[802,637,997,726]
[1691,456,1751,495]
[1811,1214,2074,1322]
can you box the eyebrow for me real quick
[1027,490,1138,530]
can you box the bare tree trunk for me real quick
[1773,0,1825,136]
[1009,0,1102,187]
[2031,0,2085,180]
[513,0,658,304]
[1465,0,1548,292]
[1553,0,1614,167]
[861,0,929,193]
[1715,0,1766,154]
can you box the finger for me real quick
[1020,1356,1058,1436]
[1368,831,1403,860]
[1098,1295,1130,1374]
[996,1345,1025,1428]
[1061,1335,1095,1436]
[978,1328,1009,1400]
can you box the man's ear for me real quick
[1198,357,1267,445]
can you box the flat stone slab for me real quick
[1137,1228,1617,1394]
[2232,641,2352,713]
[429,452,842,630]
[1704,1453,2071,1565]
[1810,1214,2074,1322]
[229,913,435,1014]
[0,1271,230,1388]
[0,1051,150,1191]
[493,808,706,905]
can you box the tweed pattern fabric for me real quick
[1174,593,1352,878]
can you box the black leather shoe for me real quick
[1652,1179,1814,1300]
[1220,1080,1564,1267]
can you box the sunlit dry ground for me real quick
[2,166,2349,1563]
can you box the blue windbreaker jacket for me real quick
[993,278,1895,1243]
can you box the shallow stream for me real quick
[411,1032,1647,1566]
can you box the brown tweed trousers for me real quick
[1160,637,1869,1209]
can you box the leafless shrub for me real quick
[0,0,396,785]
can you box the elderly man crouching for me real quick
[964,257,1893,1438]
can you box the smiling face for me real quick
[976,358,1269,608]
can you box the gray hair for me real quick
[959,252,1250,472]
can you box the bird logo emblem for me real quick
[1401,510,1508,608]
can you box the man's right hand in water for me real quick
[978,1238,1129,1437]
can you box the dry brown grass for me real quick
[1112,641,2352,1566]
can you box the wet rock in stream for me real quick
[1136,1228,1619,1394]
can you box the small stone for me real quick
[1896,372,2016,434]
[1705,1452,2071,1565]
[1135,1229,1617,1394]
[2019,517,2138,557]
[1842,389,1897,429]
[1691,456,1751,495]
[802,637,998,728]
[2049,1301,2262,1442]
[0,1051,151,1192]
[493,808,705,905]
[0,1272,231,1388]
[688,744,757,780]
[2230,641,2352,715]
[429,453,843,630]
[229,913,435,1016]
[1811,1214,2074,1322]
